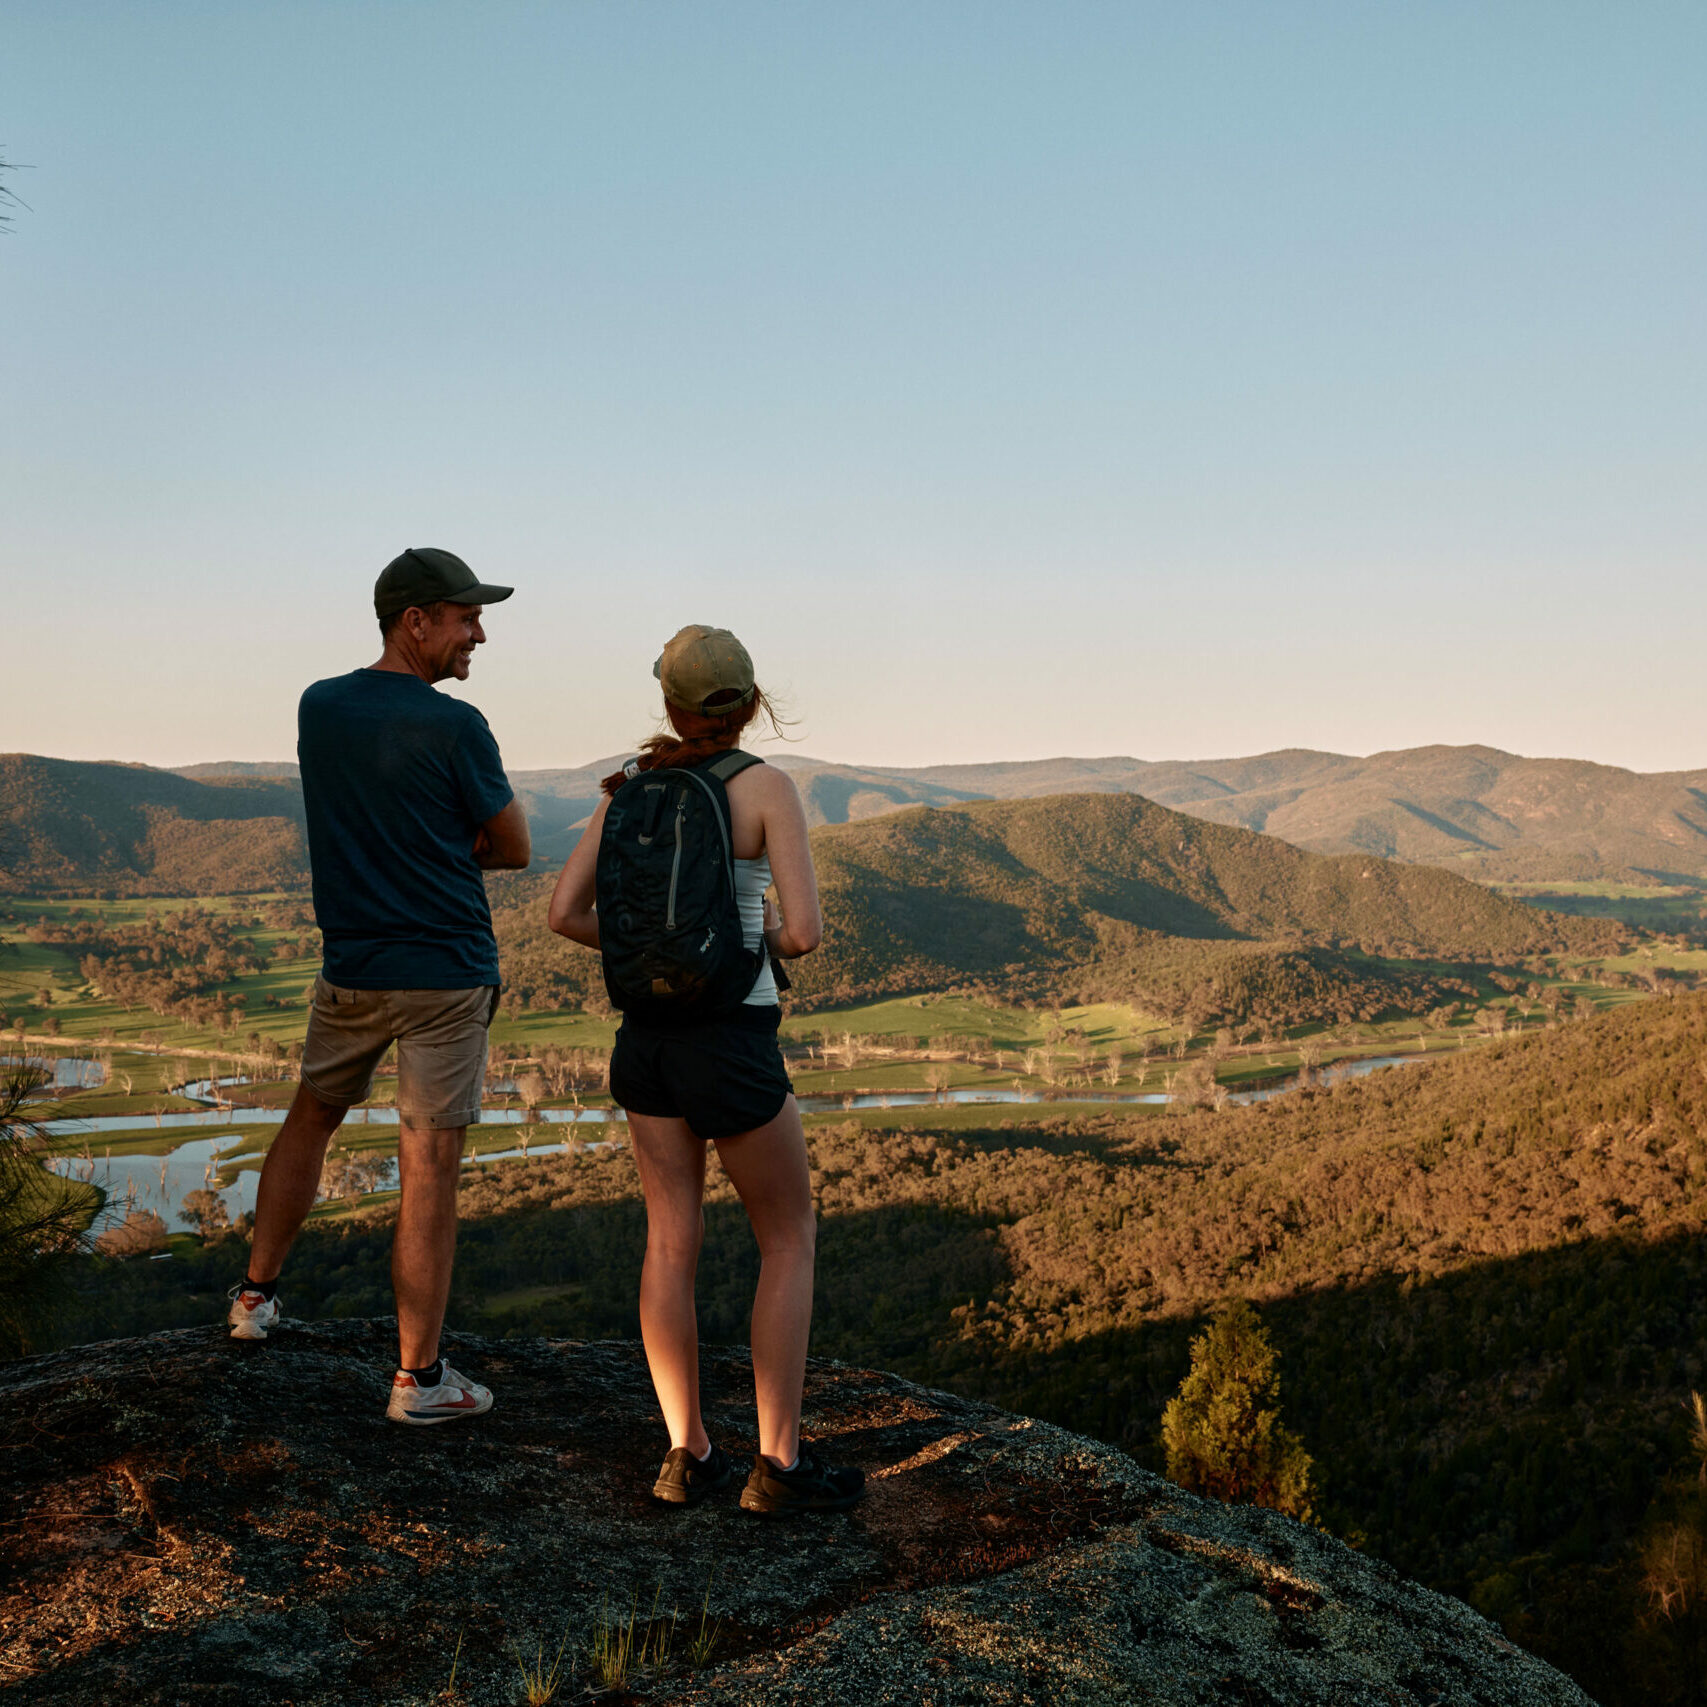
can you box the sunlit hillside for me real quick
[788,792,1624,1008]
[0,755,307,896]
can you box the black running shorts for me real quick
[609,1005,793,1141]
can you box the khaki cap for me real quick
[653,625,755,717]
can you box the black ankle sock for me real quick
[405,1358,443,1385]
[242,1276,278,1302]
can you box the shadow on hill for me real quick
[936,1229,1707,1707]
[37,1194,1017,1400]
[1391,799,1500,851]
[463,1196,1015,1378]
[1073,873,1243,940]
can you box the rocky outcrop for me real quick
[0,1321,1589,1705]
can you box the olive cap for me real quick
[374,547,514,619]
[653,625,755,717]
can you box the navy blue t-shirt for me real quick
[297,670,514,989]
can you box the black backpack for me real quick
[596,750,769,1023]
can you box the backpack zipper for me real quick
[680,770,736,888]
[665,799,686,929]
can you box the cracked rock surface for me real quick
[1,1320,1589,1705]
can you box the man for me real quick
[227,547,531,1425]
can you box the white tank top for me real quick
[735,853,777,1006]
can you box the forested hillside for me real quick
[0,755,307,895]
[789,793,1622,1010]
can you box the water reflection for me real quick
[4,1055,108,1091]
[42,1052,1423,1232]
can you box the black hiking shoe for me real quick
[739,1447,865,1515]
[652,1441,735,1506]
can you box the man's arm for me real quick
[473,797,532,870]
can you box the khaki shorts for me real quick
[301,979,498,1129]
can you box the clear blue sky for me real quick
[5,2,1703,771]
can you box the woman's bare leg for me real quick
[712,1096,815,1468]
[628,1113,711,1456]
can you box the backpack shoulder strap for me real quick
[702,750,764,785]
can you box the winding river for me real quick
[42,1053,1424,1232]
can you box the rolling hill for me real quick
[2,751,975,891]
[455,756,983,860]
[0,755,308,896]
[486,790,1625,1025]
[171,756,982,854]
[786,792,1623,1013]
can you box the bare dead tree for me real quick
[0,153,22,232]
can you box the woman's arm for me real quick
[546,795,611,948]
[758,770,822,958]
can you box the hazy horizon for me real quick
[15,734,1707,783]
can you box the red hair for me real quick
[601,686,783,797]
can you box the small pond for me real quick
[4,1055,108,1091]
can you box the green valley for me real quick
[5,767,1706,1707]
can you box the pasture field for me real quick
[1586,944,1707,976]
[782,993,1170,1048]
[0,893,325,1054]
[1491,877,1707,939]
[6,888,1687,1170]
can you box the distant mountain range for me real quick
[5,742,1704,896]
[168,743,1707,883]
[168,755,984,864]
[879,746,1707,884]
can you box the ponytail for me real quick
[602,686,783,797]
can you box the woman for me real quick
[548,625,863,1514]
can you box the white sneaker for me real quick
[385,1361,494,1426]
[227,1284,280,1341]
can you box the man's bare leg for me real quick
[392,1122,464,1370]
[246,1084,348,1283]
